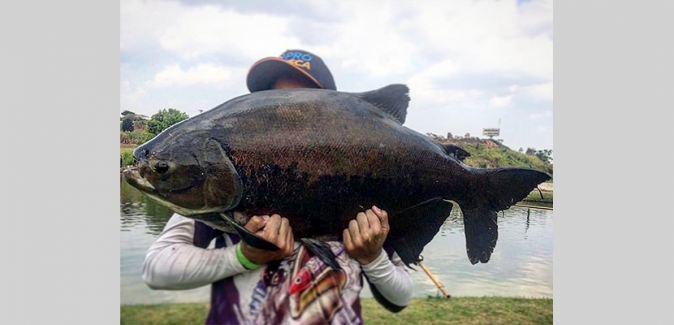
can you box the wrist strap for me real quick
[236,242,261,270]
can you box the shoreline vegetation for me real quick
[121,297,553,325]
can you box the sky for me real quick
[120,0,553,152]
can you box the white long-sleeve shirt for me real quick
[142,213,413,324]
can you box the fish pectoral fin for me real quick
[300,238,342,270]
[353,84,410,124]
[386,199,454,267]
[219,212,280,251]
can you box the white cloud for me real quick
[149,64,241,89]
[406,81,485,109]
[122,0,303,62]
[121,0,183,52]
[490,95,513,108]
[526,82,553,101]
[402,0,552,79]
[157,8,301,61]
[120,80,147,113]
[120,0,554,150]
[529,110,553,120]
[309,2,420,78]
[405,59,479,107]
[510,81,553,101]
[121,80,146,101]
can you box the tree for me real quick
[147,108,189,136]
[133,118,147,131]
[121,117,134,132]
[525,147,553,163]
[121,110,137,121]
[535,149,553,163]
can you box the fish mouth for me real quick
[122,166,225,217]
[122,167,157,194]
[122,166,198,194]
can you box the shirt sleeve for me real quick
[360,249,414,309]
[141,214,248,290]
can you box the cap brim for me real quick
[246,57,324,92]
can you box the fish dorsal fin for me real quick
[354,84,410,124]
[441,143,471,161]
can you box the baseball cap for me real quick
[246,49,336,92]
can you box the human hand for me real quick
[240,214,295,266]
[343,205,390,265]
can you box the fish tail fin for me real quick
[459,168,551,264]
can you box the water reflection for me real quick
[120,178,553,304]
[120,178,174,235]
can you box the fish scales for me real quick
[123,84,551,266]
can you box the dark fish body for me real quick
[123,85,551,266]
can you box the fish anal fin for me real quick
[387,200,454,267]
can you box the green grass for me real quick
[517,189,553,209]
[121,302,209,325]
[121,144,136,154]
[121,145,137,167]
[524,189,553,202]
[121,297,552,325]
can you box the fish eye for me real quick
[154,161,170,174]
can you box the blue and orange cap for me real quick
[246,49,336,92]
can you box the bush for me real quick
[147,108,189,136]
[454,141,553,176]
[120,131,134,144]
[121,151,135,167]
[129,131,154,145]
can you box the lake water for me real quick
[120,178,553,305]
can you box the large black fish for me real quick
[123,84,551,268]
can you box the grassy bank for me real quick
[121,297,552,325]
[521,189,553,208]
[121,144,136,153]
[121,145,137,167]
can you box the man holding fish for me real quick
[142,50,414,324]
